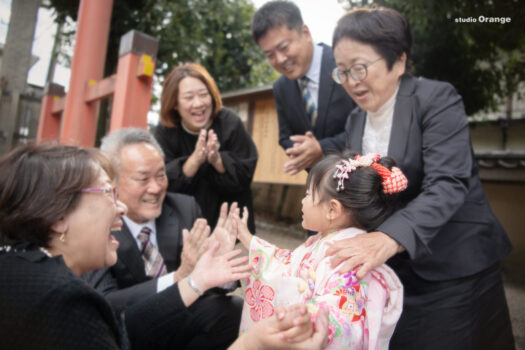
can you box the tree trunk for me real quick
[0,0,40,155]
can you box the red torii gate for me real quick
[36,0,158,146]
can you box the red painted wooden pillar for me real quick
[36,83,65,143]
[110,30,158,131]
[59,0,113,146]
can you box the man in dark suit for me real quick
[252,0,356,175]
[84,128,242,350]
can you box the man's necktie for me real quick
[299,76,318,126]
[137,227,167,278]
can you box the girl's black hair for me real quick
[306,150,400,231]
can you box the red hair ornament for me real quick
[333,153,408,194]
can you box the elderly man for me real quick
[83,127,242,350]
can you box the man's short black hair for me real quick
[252,1,303,44]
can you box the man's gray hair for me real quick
[100,127,164,171]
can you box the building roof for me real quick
[221,84,273,100]
[476,151,525,169]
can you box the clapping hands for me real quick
[206,129,222,169]
[183,129,225,177]
[284,131,323,175]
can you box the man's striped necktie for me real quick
[299,76,318,125]
[137,227,167,278]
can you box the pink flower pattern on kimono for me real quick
[245,279,275,322]
[250,250,269,279]
[273,248,292,265]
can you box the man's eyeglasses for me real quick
[81,187,118,205]
[331,57,383,84]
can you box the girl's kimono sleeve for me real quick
[240,236,295,333]
[365,266,403,350]
[309,248,402,349]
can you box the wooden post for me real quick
[36,83,65,143]
[59,0,113,146]
[110,30,158,131]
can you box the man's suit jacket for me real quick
[84,192,201,312]
[345,75,512,281]
[273,43,356,153]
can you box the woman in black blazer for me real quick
[325,7,515,350]
[0,144,251,349]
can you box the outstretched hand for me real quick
[233,206,253,250]
[175,218,210,282]
[208,202,239,256]
[190,241,251,292]
[284,131,323,175]
[325,231,402,279]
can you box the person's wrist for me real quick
[189,272,208,294]
[173,269,184,283]
[189,152,202,167]
[383,232,403,255]
[183,156,197,178]
[212,155,225,173]
[187,274,204,296]
[173,263,191,282]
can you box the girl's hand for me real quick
[229,304,329,350]
[273,304,312,343]
[234,207,253,251]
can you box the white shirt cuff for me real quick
[156,272,175,293]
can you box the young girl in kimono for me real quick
[236,152,406,350]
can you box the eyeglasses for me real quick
[331,57,383,84]
[81,187,118,205]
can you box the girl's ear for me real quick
[327,199,344,221]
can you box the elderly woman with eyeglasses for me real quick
[0,144,252,349]
[321,6,516,350]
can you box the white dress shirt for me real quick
[297,43,323,106]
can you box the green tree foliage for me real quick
[339,0,525,115]
[46,0,275,92]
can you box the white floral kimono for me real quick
[239,227,403,350]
